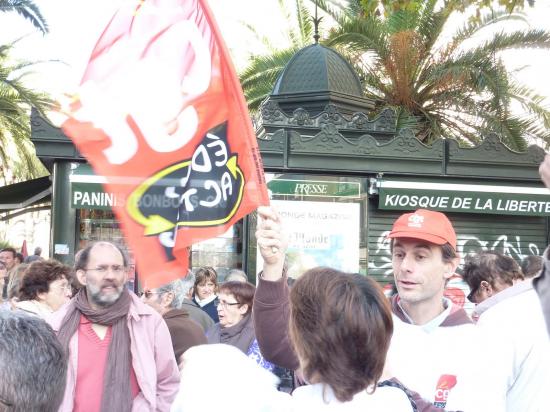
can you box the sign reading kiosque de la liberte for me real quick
[378,182,550,217]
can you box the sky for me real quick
[0,0,291,95]
[1,0,550,123]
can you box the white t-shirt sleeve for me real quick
[374,386,415,412]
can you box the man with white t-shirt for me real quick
[382,209,507,411]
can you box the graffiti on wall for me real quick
[458,235,540,263]
[370,230,542,279]
[371,230,542,314]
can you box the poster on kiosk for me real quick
[257,199,360,280]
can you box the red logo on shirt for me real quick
[434,374,457,408]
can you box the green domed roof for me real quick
[272,44,363,96]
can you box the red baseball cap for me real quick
[388,209,457,250]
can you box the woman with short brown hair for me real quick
[192,266,219,322]
[206,281,255,351]
[206,281,274,371]
[15,260,72,318]
[289,267,415,410]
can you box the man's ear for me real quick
[76,269,87,286]
[444,255,460,280]
[163,292,175,308]
[481,280,494,297]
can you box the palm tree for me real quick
[0,0,48,34]
[323,0,550,149]
[360,0,535,18]
[0,39,51,182]
[239,0,315,112]
[0,1,50,182]
[241,0,550,150]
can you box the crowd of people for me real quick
[1,162,550,411]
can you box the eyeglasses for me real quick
[215,299,241,309]
[139,290,161,299]
[53,284,73,292]
[84,265,125,274]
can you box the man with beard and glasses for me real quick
[47,241,179,412]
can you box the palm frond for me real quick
[240,0,550,148]
[0,34,53,179]
[451,10,529,45]
[295,0,313,45]
[239,48,301,112]
[0,0,48,33]
[325,15,390,61]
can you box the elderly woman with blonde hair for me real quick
[1,263,29,310]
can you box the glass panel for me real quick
[78,209,244,289]
[191,220,243,282]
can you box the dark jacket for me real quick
[206,313,255,354]
[253,274,457,412]
[534,246,550,335]
[180,298,215,332]
[163,309,207,360]
[193,295,219,323]
[24,254,42,263]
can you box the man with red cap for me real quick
[253,207,506,411]
[386,209,469,327]
[383,209,508,410]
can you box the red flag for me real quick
[20,240,28,258]
[61,0,268,288]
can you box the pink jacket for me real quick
[48,292,180,412]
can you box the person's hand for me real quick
[256,205,288,280]
[540,155,550,189]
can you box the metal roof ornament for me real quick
[313,0,322,44]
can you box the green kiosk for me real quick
[30,43,549,291]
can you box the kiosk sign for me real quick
[379,184,550,216]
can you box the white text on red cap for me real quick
[407,214,424,228]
